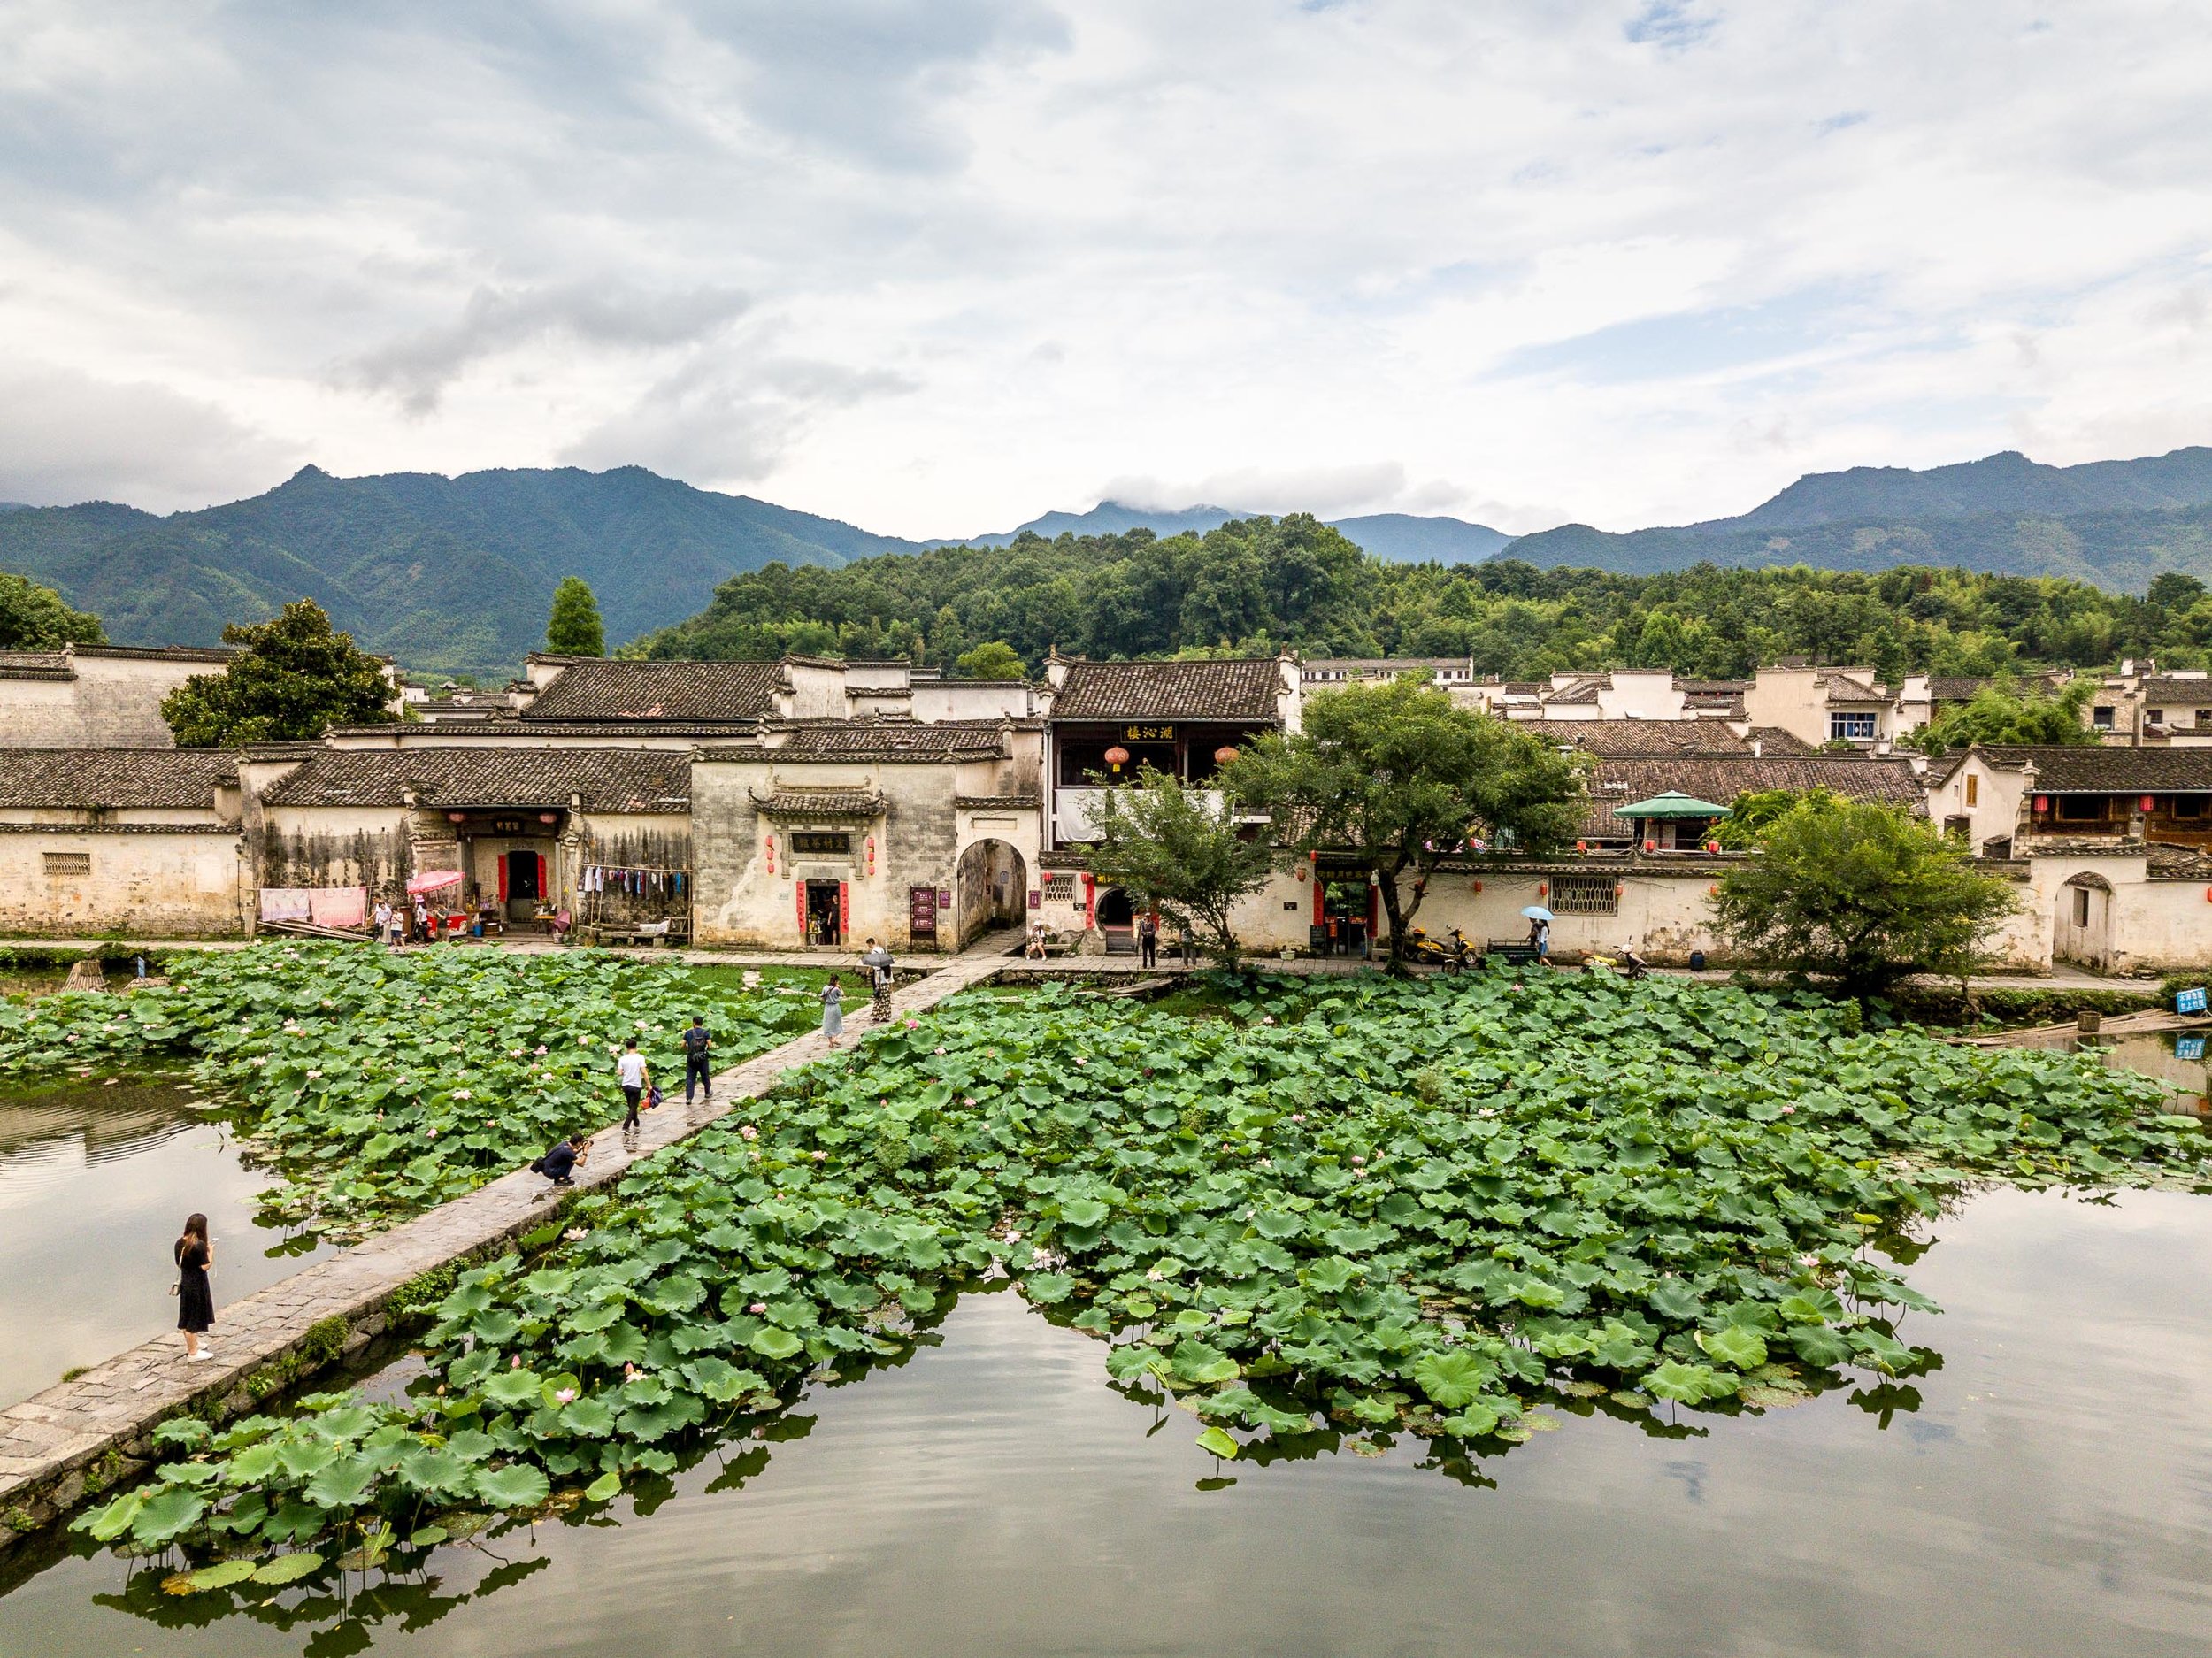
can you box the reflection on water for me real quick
[0,1081,333,1407]
[2011,1029,2212,1117]
[2,1187,2208,1658]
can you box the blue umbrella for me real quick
[1521,905,1554,923]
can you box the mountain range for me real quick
[3,445,2211,675]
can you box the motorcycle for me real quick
[1402,925,1479,970]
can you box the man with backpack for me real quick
[680,1014,713,1103]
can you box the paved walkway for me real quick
[0,934,1019,1542]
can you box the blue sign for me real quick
[2177,1037,2206,1062]
[2178,987,2208,1015]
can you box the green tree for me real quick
[1709,798,2018,998]
[0,572,104,649]
[1084,767,1275,968]
[954,641,1025,679]
[1910,679,2097,754]
[162,600,396,747]
[1228,679,1586,968]
[544,576,606,656]
[1707,787,1843,849]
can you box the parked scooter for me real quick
[1402,925,1479,970]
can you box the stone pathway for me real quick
[0,935,1018,1545]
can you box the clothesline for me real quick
[580,864,694,898]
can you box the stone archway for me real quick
[955,838,1028,948]
[2055,871,2115,971]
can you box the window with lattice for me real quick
[1043,873,1078,903]
[1550,874,1617,916]
[42,852,90,877]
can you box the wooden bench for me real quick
[595,925,693,948]
[1484,940,1540,964]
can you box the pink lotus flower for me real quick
[454,1089,472,1100]
[811,1150,826,1161]
[1780,1104,1797,1115]
[1351,1155,1366,1164]
[964,1096,978,1108]
[1290,1113,1305,1123]
[1006,1231,1022,1242]
[554,1387,577,1404]
[565,1226,588,1241]
[510,1355,522,1369]
[749,1301,767,1315]
[934,1046,948,1055]
[534,1045,549,1055]
[740,1125,757,1140]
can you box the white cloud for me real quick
[0,364,298,510]
[0,0,2205,537]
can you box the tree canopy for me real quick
[544,576,606,656]
[1909,679,2100,754]
[0,571,104,650]
[953,641,1025,679]
[1227,679,1586,967]
[1709,798,2018,997]
[1083,767,1275,967]
[163,600,397,748]
[634,513,2212,682]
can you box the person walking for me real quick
[819,974,846,1045]
[616,1037,650,1132]
[680,1014,713,1103]
[1139,911,1159,968]
[1177,922,1197,969]
[174,1212,215,1362]
[372,897,392,947]
[412,896,430,942]
[1527,915,1551,964]
[860,938,895,1023]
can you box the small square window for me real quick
[42,851,90,878]
[2093,705,2116,729]
[1828,711,1877,741]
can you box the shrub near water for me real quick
[76,971,2210,1577]
[0,946,819,1237]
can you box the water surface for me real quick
[1,1186,2206,1657]
[0,1080,332,1406]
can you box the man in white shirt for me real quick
[616,1038,651,1131]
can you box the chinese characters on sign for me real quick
[1122,725,1175,740]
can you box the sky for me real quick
[2,0,2208,538]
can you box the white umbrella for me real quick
[1521,905,1554,923]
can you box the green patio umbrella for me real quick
[1612,791,1732,818]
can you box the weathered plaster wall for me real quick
[257,806,413,897]
[692,758,1025,951]
[0,826,246,935]
[0,656,213,748]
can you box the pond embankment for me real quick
[0,948,1010,1551]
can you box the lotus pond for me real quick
[9,969,2205,1646]
[0,1078,333,1408]
[0,947,828,1243]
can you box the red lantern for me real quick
[1537,881,1548,897]
[1471,879,1483,894]
[2141,795,2157,813]
[1644,839,1657,853]
[447,811,466,823]
[1214,745,1240,765]
[1615,881,1625,897]
[1103,745,1131,769]
[538,811,558,825]
[2034,795,2050,812]
[1576,840,1587,854]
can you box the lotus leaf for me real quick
[474,1463,552,1509]
[1411,1350,1494,1409]
[250,1551,325,1585]
[1194,1426,1240,1460]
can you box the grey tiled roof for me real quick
[1972,745,2212,791]
[522,659,782,722]
[263,748,690,811]
[1051,659,1283,721]
[2132,678,2212,704]
[0,748,240,810]
[750,791,887,817]
[772,722,1012,759]
[1583,754,1922,840]
[1517,720,1751,756]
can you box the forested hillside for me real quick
[640,513,2212,680]
[0,465,908,675]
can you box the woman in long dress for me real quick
[175,1212,215,1362]
[820,975,845,1046]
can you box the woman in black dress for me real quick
[175,1212,215,1362]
